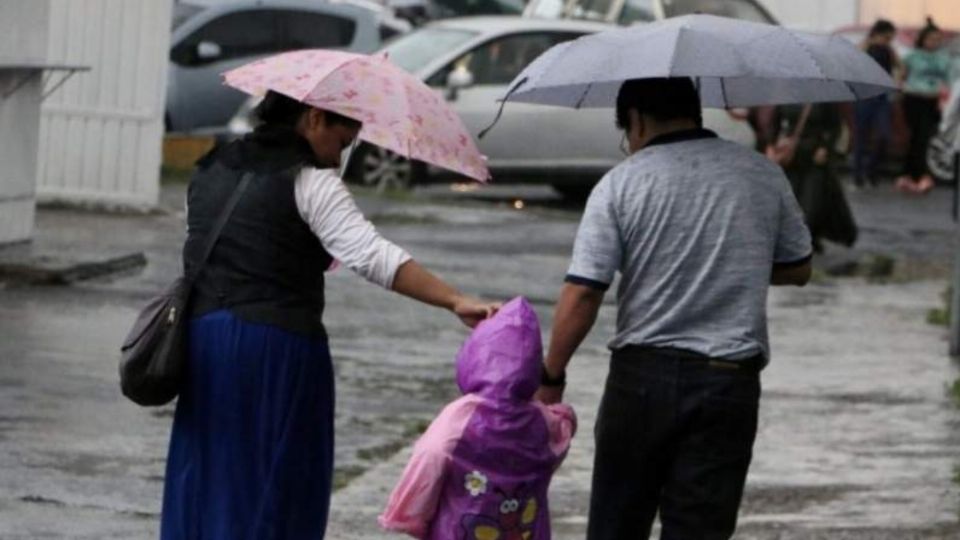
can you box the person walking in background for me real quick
[854,19,901,188]
[898,18,951,194]
[536,78,812,540]
[777,103,858,252]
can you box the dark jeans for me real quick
[587,347,761,540]
[854,95,893,185]
[902,94,942,180]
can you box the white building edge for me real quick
[36,0,172,212]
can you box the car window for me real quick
[280,10,357,49]
[381,27,479,74]
[618,0,657,24]
[528,0,567,19]
[380,24,402,43]
[428,32,582,87]
[661,0,774,24]
[171,9,280,66]
[568,0,618,21]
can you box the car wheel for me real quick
[347,143,421,191]
[927,133,957,183]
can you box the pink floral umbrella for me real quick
[223,49,489,182]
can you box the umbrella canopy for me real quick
[223,49,489,182]
[503,14,898,109]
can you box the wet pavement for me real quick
[1,179,959,538]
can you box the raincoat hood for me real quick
[456,297,542,401]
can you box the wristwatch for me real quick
[540,364,566,387]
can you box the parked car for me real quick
[166,0,411,132]
[226,16,756,196]
[523,0,777,26]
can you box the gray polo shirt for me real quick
[567,129,811,361]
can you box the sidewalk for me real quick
[324,185,960,539]
[1,181,958,539]
[324,279,960,539]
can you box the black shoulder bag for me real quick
[119,173,252,406]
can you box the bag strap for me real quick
[186,172,253,283]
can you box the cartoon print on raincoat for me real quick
[461,484,538,540]
[379,297,576,540]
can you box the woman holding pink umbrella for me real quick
[160,50,496,540]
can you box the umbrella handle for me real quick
[478,77,528,140]
[339,137,361,179]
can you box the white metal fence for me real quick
[37,0,172,210]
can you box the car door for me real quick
[429,31,622,175]
[168,9,281,131]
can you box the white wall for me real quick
[0,0,49,244]
[37,0,173,210]
[760,0,858,32]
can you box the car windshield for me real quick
[380,27,479,73]
[661,0,774,24]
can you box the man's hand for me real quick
[771,259,812,286]
[534,385,564,405]
[538,282,605,405]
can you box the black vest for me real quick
[183,132,334,337]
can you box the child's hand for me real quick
[535,385,564,405]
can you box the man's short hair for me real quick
[615,78,703,131]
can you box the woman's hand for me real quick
[813,147,829,166]
[451,296,501,328]
[391,260,499,327]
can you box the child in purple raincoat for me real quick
[379,297,576,540]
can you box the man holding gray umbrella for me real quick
[536,76,812,539]
[515,14,898,539]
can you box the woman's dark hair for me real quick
[915,17,941,49]
[615,77,702,131]
[868,19,896,38]
[254,90,361,130]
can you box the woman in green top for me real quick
[898,19,951,193]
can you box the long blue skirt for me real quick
[161,310,334,540]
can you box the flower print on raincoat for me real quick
[379,297,576,540]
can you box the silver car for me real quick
[166,0,411,132]
[355,16,756,195]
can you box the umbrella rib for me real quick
[783,29,827,80]
[575,82,592,109]
[844,81,859,101]
[666,24,688,77]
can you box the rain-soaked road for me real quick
[0,180,958,538]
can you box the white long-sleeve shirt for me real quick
[294,168,411,289]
